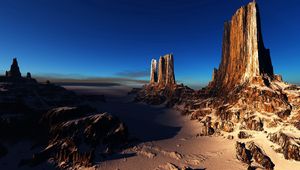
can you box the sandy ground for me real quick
[2,85,300,170]
[66,85,246,170]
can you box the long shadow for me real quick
[96,96,182,143]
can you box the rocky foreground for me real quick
[0,59,128,169]
[135,1,300,170]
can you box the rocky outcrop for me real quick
[26,72,32,79]
[136,54,185,105]
[238,131,252,139]
[133,1,300,167]
[0,59,129,168]
[135,84,195,106]
[40,106,95,127]
[199,116,215,136]
[1,58,38,84]
[208,1,274,94]
[268,131,300,161]
[236,141,274,170]
[242,115,264,131]
[7,58,22,78]
[23,106,128,168]
[248,142,275,170]
[150,54,176,87]
[236,142,252,164]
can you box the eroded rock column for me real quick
[209,1,274,93]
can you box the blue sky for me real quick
[0,0,299,87]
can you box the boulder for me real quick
[238,131,252,139]
[242,115,264,131]
[247,142,275,170]
[236,142,252,164]
[236,141,274,170]
[267,131,300,161]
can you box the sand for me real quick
[64,86,300,170]
[65,85,246,170]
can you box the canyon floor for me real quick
[64,85,300,170]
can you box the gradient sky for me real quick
[0,0,299,87]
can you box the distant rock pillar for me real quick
[7,58,22,78]
[165,54,175,85]
[157,56,166,86]
[150,59,157,84]
[26,72,32,79]
[157,54,176,87]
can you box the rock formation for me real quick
[0,59,128,169]
[236,141,275,170]
[149,54,176,86]
[209,1,274,94]
[267,131,300,161]
[24,106,128,168]
[150,59,157,84]
[26,72,31,79]
[133,1,300,168]
[7,58,22,78]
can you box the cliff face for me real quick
[209,1,273,93]
[150,54,176,87]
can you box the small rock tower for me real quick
[149,54,176,87]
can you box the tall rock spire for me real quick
[165,54,175,85]
[157,56,166,85]
[150,59,157,84]
[209,1,273,93]
[7,58,22,78]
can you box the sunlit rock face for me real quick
[136,54,190,105]
[164,54,176,85]
[154,54,176,87]
[134,1,300,167]
[150,59,157,84]
[209,1,273,94]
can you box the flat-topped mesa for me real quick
[209,1,274,93]
[149,54,176,87]
[7,58,22,78]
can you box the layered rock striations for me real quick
[209,1,274,94]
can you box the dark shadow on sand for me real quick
[95,95,182,143]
